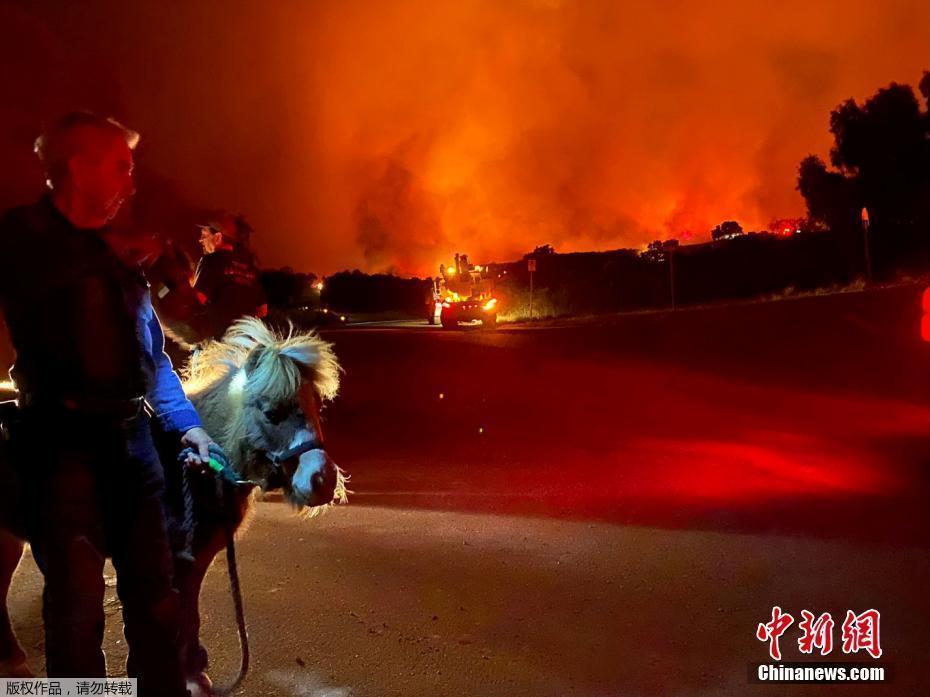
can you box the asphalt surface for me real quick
[8,284,929,696]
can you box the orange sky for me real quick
[0,0,927,275]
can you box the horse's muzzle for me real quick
[290,448,339,508]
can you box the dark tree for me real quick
[526,244,556,258]
[799,76,929,238]
[641,239,678,263]
[261,269,319,309]
[829,82,926,227]
[796,155,860,233]
[796,75,930,275]
[322,270,430,314]
[711,221,744,240]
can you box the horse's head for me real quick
[186,318,348,512]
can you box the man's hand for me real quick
[180,426,214,467]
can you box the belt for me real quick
[18,393,149,421]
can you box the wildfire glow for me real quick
[0,1,924,275]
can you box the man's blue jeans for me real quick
[20,407,189,697]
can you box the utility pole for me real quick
[527,258,537,319]
[668,247,676,310]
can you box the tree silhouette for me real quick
[797,155,860,233]
[799,74,929,234]
[711,221,744,241]
[525,244,556,258]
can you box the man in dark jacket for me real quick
[193,215,266,340]
[0,111,213,695]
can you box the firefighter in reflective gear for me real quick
[192,215,266,340]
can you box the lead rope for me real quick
[177,444,249,696]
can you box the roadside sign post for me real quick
[527,258,537,319]
[861,207,872,283]
[668,247,676,310]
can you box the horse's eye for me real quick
[263,405,289,425]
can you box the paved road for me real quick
[8,285,929,696]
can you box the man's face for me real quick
[70,129,135,223]
[199,227,222,254]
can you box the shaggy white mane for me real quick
[183,317,341,401]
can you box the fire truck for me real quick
[426,253,498,328]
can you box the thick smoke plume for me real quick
[0,0,926,274]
